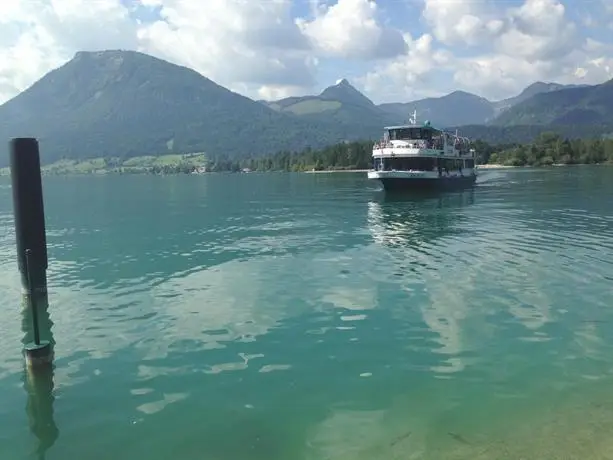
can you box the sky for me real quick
[0,0,612,105]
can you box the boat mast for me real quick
[408,110,417,125]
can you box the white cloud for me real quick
[296,0,406,59]
[0,0,612,105]
[449,0,611,99]
[422,0,502,46]
[0,0,135,102]
[360,0,613,101]
[257,84,309,101]
[496,0,577,62]
[0,0,407,104]
[453,54,554,99]
[137,0,315,88]
[358,33,453,102]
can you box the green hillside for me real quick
[0,51,357,166]
[1,49,611,167]
[491,80,613,126]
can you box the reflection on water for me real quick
[21,298,59,460]
[23,365,59,460]
[367,190,477,376]
[1,170,613,459]
[367,190,475,249]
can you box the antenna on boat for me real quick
[408,110,417,125]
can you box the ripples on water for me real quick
[1,168,613,460]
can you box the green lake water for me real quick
[1,167,613,459]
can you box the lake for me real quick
[1,167,613,460]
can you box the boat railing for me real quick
[373,139,475,157]
[373,140,439,150]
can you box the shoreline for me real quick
[305,165,527,173]
[476,164,520,169]
[304,169,369,174]
[476,163,605,169]
[1,163,609,178]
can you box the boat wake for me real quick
[475,170,508,186]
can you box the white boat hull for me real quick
[367,170,477,191]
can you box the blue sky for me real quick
[310,0,424,89]
[1,0,612,104]
[338,0,611,100]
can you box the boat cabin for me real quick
[384,124,440,146]
[379,122,471,153]
[372,121,475,174]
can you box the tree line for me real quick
[487,132,613,166]
[199,132,613,173]
[96,132,613,175]
[206,141,375,173]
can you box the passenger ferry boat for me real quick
[367,111,477,191]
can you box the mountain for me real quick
[446,123,613,145]
[319,78,376,109]
[257,79,403,144]
[377,83,592,126]
[492,82,590,115]
[264,85,495,127]
[379,91,495,127]
[0,49,610,166]
[259,78,396,137]
[261,79,376,114]
[265,81,588,129]
[0,50,363,165]
[491,79,613,126]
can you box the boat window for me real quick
[385,157,436,171]
[433,134,444,150]
[454,137,470,155]
[388,128,433,141]
[440,158,463,171]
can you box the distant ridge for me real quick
[319,78,375,108]
[263,78,599,128]
[0,50,353,164]
[0,49,610,166]
[491,81,590,116]
[379,91,495,127]
[491,78,613,125]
